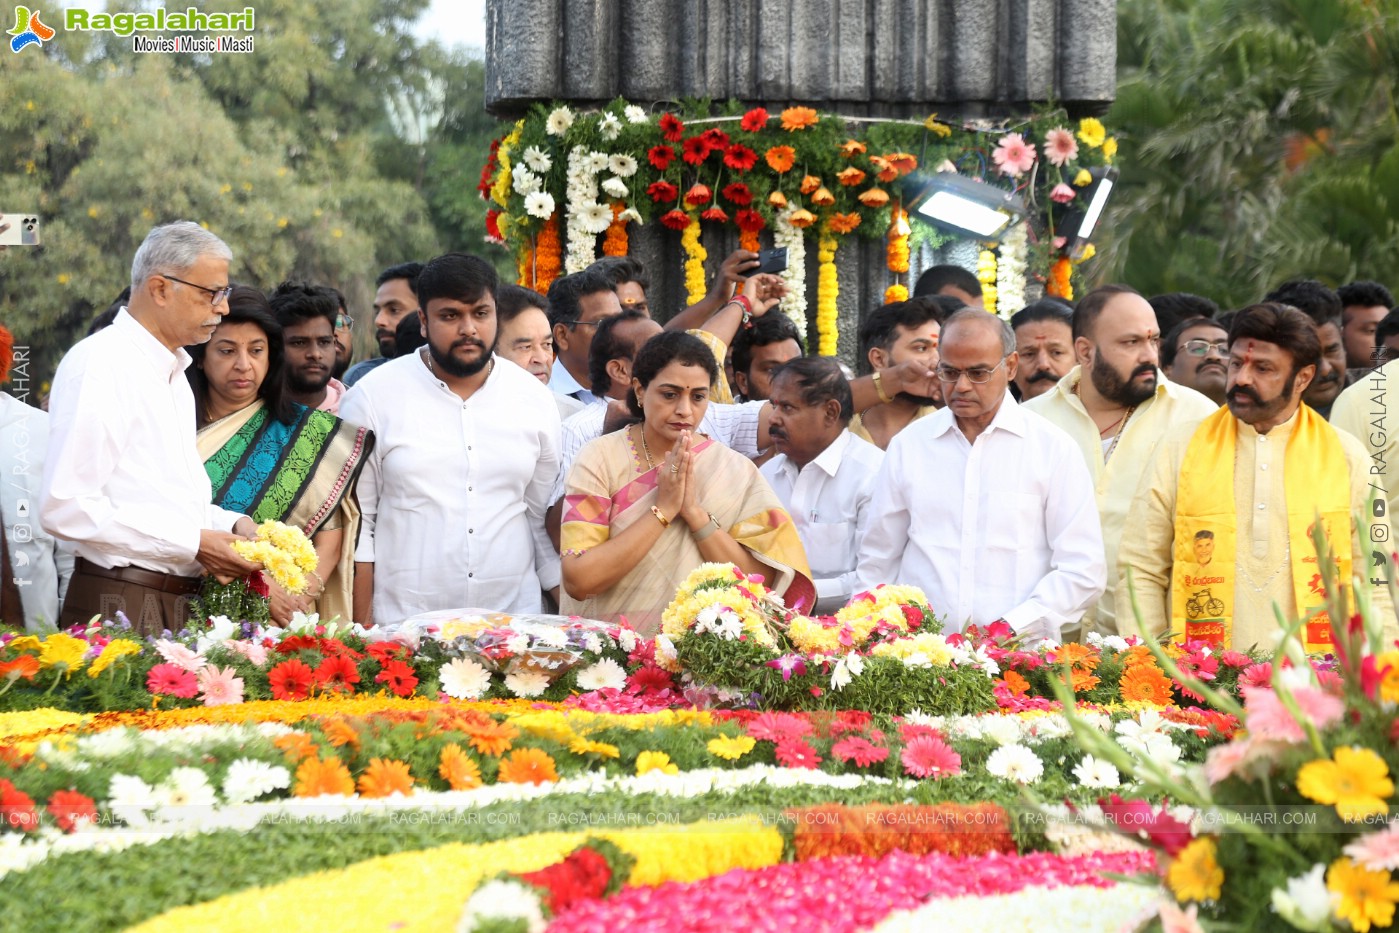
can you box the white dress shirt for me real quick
[3,393,73,628]
[549,358,600,406]
[342,350,561,623]
[761,430,884,614]
[856,392,1106,639]
[553,398,610,502]
[41,309,245,576]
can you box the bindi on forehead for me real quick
[1243,340,1255,365]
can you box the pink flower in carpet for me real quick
[766,655,807,682]
[1043,127,1079,167]
[832,736,889,768]
[1050,183,1076,204]
[1344,822,1399,871]
[774,738,821,769]
[747,711,813,742]
[1243,684,1342,743]
[900,734,961,779]
[626,664,673,695]
[224,639,269,667]
[1219,650,1251,668]
[1157,901,1205,933]
[1204,737,1253,785]
[1098,795,1193,856]
[146,662,199,698]
[154,638,206,673]
[897,721,941,743]
[991,132,1036,176]
[1239,662,1272,688]
[197,665,245,706]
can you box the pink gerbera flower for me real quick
[900,734,961,779]
[197,665,245,706]
[747,712,812,742]
[774,738,822,769]
[1242,685,1343,743]
[146,662,199,699]
[1050,183,1076,204]
[154,638,206,673]
[832,736,889,768]
[992,132,1037,177]
[1345,822,1399,871]
[1043,127,1079,167]
[1239,662,1272,688]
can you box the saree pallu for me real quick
[198,401,374,622]
[560,430,813,635]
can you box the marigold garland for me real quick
[788,803,1015,860]
[976,250,999,318]
[886,205,910,274]
[816,230,839,356]
[681,211,708,306]
[533,213,564,293]
[601,203,629,256]
[1047,255,1073,300]
[884,284,909,304]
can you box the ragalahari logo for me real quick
[9,5,53,52]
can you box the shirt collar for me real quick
[550,357,587,397]
[1056,364,1175,408]
[115,307,191,383]
[1237,405,1301,440]
[805,429,853,477]
[930,389,1027,439]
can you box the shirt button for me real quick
[1261,464,1269,471]
[1258,503,1266,510]
[468,572,474,578]
[468,528,473,534]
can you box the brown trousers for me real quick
[60,566,198,636]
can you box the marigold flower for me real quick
[438,743,482,790]
[647,145,675,170]
[1167,837,1224,903]
[780,106,819,131]
[292,755,355,797]
[497,747,559,785]
[765,146,796,173]
[683,183,712,207]
[858,188,890,208]
[659,112,685,142]
[659,209,692,231]
[740,108,769,132]
[723,144,758,171]
[358,757,414,798]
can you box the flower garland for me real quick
[1047,255,1073,300]
[533,213,563,292]
[816,229,839,356]
[976,249,998,318]
[564,146,607,273]
[884,283,908,304]
[602,203,629,256]
[680,211,707,306]
[995,223,1028,316]
[773,206,808,335]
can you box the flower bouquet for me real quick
[188,520,319,626]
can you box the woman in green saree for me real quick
[187,286,372,623]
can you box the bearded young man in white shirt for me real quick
[343,252,561,625]
[760,357,882,614]
[42,221,261,634]
[857,309,1106,641]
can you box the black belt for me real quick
[75,557,203,596]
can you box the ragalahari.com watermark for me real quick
[9,5,257,55]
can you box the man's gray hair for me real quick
[130,221,232,291]
[943,308,1015,355]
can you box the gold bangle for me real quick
[651,506,670,528]
[691,513,722,542]
[872,370,895,405]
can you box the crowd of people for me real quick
[5,219,1398,653]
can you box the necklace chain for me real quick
[638,426,655,468]
[1074,379,1136,463]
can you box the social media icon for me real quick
[1374,550,1389,567]
[12,524,31,543]
[12,551,28,567]
[1373,577,1390,588]
[1376,500,1388,518]
[1374,524,1391,543]
[14,498,30,518]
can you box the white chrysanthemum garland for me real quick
[565,146,615,273]
[773,206,808,335]
[995,222,1029,317]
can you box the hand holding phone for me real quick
[0,215,41,247]
[757,247,788,275]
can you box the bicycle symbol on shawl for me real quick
[1185,588,1226,619]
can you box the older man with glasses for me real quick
[41,220,262,634]
[857,308,1105,641]
[1162,316,1230,406]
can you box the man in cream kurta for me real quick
[1120,303,1395,650]
[1024,286,1217,638]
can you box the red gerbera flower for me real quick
[366,642,412,665]
[723,144,758,172]
[46,789,98,833]
[701,127,731,150]
[0,780,39,832]
[658,209,691,231]
[774,738,822,769]
[700,206,729,223]
[747,711,813,742]
[647,180,679,203]
[647,145,676,170]
[682,135,712,165]
[734,209,766,233]
[683,183,712,207]
[832,736,890,768]
[146,662,199,699]
[477,161,494,196]
[375,658,419,697]
[276,635,322,655]
[627,663,675,693]
[721,182,753,205]
[901,735,961,779]
[485,209,503,242]
[315,655,361,693]
[268,658,317,701]
[740,108,769,133]
[247,570,271,598]
[659,113,685,142]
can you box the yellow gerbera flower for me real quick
[707,735,756,761]
[38,632,89,673]
[636,751,679,776]
[1167,837,1224,903]
[1297,747,1394,823]
[88,638,142,677]
[569,737,620,759]
[1077,117,1106,148]
[1328,857,1399,932]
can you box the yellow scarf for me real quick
[1172,405,1352,651]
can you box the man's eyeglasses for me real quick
[934,357,1008,384]
[562,320,600,329]
[161,274,233,307]
[335,314,353,330]
[1180,339,1228,357]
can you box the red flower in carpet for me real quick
[658,209,691,231]
[701,127,731,150]
[375,658,419,697]
[647,180,679,203]
[315,655,361,692]
[627,664,674,694]
[247,571,270,598]
[734,209,766,233]
[0,779,39,832]
[146,662,199,699]
[366,642,412,665]
[46,789,98,833]
[723,144,758,172]
[700,206,729,223]
[775,738,822,769]
[517,847,614,914]
[276,635,322,655]
[829,710,873,735]
[832,736,889,768]
[659,113,685,142]
[746,711,813,742]
[1098,795,1193,856]
[268,658,317,700]
[648,145,676,170]
[721,182,753,205]
[682,135,712,165]
[740,108,769,132]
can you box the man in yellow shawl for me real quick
[1120,303,1395,652]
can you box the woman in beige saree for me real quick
[561,331,812,634]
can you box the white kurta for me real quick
[342,350,561,623]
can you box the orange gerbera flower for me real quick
[765,146,796,173]
[293,755,356,798]
[885,152,918,176]
[781,106,819,131]
[828,212,862,234]
[497,747,559,785]
[438,743,483,791]
[358,757,414,798]
[1120,663,1175,705]
[836,166,866,187]
[810,186,835,207]
[799,175,822,195]
[869,155,896,182]
[858,188,890,208]
[0,655,41,681]
[1070,670,1101,692]
[1000,670,1030,696]
[274,731,319,763]
[463,718,519,757]
[788,209,818,228]
[839,139,867,158]
[1057,643,1100,673]
[320,718,360,748]
[768,191,789,209]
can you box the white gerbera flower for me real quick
[618,628,639,652]
[523,191,555,219]
[545,106,575,136]
[618,207,642,225]
[598,112,622,140]
[1072,754,1121,788]
[505,633,532,654]
[985,744,1044,784]
[576,658,627,692]
[512,167,541,195]
[609,153,638,177]
[581,202,613,234]
[461,880,546,932]
[979,716,1024,747]
[223,759,292,804]
[504,670,550,698]
[600,176,629,199]
[107,774,157,826]
[583,633,603,654]
[440,657,492,700]
[522,146,552,173]
[585,150,610,173]
[624,104,648,124]
[159,766,217,810]
[78,728,135,758]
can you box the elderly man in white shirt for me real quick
[760,357,882,614]
[41,221,261,634]
[343,252,560,625]
[857,309,1106,641]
